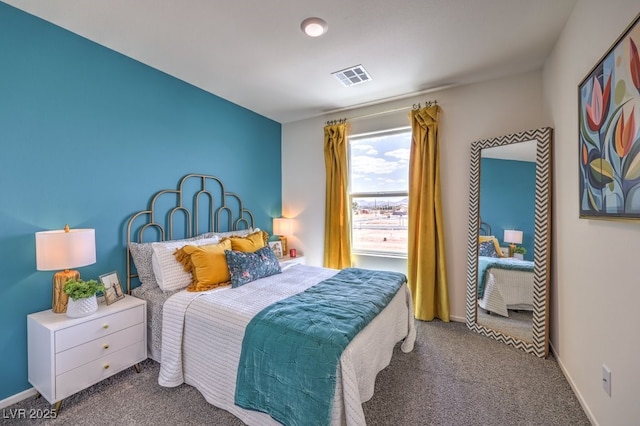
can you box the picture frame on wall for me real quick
[268,241,284,258]
[99,271,125,305]
[578,12,640,219]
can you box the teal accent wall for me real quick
[0,4,281,400]
[479,158,536,260]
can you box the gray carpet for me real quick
[2,320,590,426]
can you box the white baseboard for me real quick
[549,341,597,426]
[0,387,38,409]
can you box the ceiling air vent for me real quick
[332,65,372,87]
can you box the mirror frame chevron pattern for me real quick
[465,127,552,358]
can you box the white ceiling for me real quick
[481,140,537,162]
[3,0,577,124]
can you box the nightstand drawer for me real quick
[56,323,144,374]
[55,305,144,353]
[55,341,145,401]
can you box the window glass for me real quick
[349,128,410,256]
[350,130,410,193]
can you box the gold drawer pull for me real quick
[102,324,109,329]
[103,344,110,349]
[103,364,110,370]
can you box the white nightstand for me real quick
[279,255,306,269]
[27,295,147,411]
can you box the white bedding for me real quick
[159,264,416,426]
[478,267,534,317]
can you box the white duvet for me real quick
[478,268,534,317]
[159,264,416,426]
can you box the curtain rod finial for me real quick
[325,118,347,126]
[413,100,438,110]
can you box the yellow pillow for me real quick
[174,239,232,292]
[224,230,269,253]
[478,235,504,257]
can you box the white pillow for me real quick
[151,236,220,291]
[130,233,206,290]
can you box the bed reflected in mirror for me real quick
[477,141,536,342]
[465,128,552,358]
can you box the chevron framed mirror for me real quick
[465,127,552,358]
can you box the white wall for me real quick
[543,0,640,424]
[282,70,549,322]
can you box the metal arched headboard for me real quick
[125,173,255,293]
[478,217,492,236]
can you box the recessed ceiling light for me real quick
[301,17,328,37]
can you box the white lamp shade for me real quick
[35,228,96,271]
[503,229,523,245]
[273,217,293,236]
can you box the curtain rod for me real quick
[348,105,412,122]
[325,100,437,126]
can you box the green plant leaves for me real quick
[63,279,105,301]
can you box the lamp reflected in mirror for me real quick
[503,229,523,257]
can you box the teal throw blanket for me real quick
[234,268,406,426]
[477,256,534,298]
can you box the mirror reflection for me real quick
[466,127,551,358]
[476,140,536,342]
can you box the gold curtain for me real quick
[323,122,352,269]
[408,105,450,321]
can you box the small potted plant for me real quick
[513,246,527,260]
[64,279,105,318]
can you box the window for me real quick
[349,127,411,257]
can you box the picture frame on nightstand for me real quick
[99,271,125,305]
[268,241,284,258]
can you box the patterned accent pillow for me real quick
[478,241,500,258]
[226,246,282,288]
[129,242,157,289]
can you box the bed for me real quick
[476,234,534,317]
[126,173,416,426]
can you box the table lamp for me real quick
[273,217,293,254]
[503,229,523,257]
[35,225,96,313]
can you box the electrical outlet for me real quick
[602,364,611,397]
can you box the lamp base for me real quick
[278,236,288,254]
[52,269,80,313]
[508,243,516,258]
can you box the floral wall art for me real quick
[579,13,640,219]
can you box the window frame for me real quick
[348,126,411,258]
